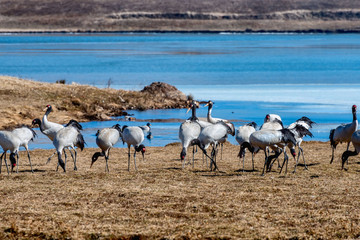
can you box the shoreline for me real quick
[2,29,360,34]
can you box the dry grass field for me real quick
[1,141,360,239]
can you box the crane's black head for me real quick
[180,148,186,160]
[10,153,16,171]
[32,118,41,127]
[45,105,53,113]
[122,125,128,132]
[146,122,151,127]
[290,148,296,158]
[91,152,105,168]
[135,144,146,158]
[265,114,270,122]
[352,105,357,112]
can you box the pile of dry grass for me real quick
[0,141,359,239]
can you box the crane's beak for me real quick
[204,103,209,107]
[186,107,191,114]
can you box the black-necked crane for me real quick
[191,121,235,171]
[329,105,358,164]
[11,125,37,173]
[53,121,85,172]
[341,130,360,170]
[203,100,235,159]
[121,125,146,171]
[91,124,122,172]
[0,130,21,174]
[179,100,201,167]
[287,117,315,171]
[249,128,297,175]
[235,122,257,171]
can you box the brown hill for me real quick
[2,0,360,32]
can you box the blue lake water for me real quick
[1,33,360,149]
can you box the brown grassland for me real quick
[1,141,360,239]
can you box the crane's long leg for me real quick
[72,147,77,171]
[0,152,6,174]
[220,143,223,161]
[251,152,255,171]
[192,146,195,168]
[280,148,289,175]
[0,152,2,174]
[133,150,138,171]
[242,151,245,172]
[25,146,34,173]
[299,147,308,170]
[330,146,335,164]
[16,152,19,173]
[261,150,268,176]
[3,153,9,175]
[127,146,131,171]
[346,142,351,165]
[105,149,111,172]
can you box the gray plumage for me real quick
[192,121,235,171]
[11,125,37,173]
[53,121,85,172]
[236,122,257,171]
[287,118,315,172]
[121,126,146,171]
[249,128,296,175]
[330,105,358,164]
[0,130,21,174]
[179,100,201,167]
[91,124,121,172]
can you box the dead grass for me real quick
[0,76,187,128]
[1,141,360,239]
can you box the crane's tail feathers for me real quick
[294,124,313,138]
[329,129,337,148]
[280,129,297,146]
[76,133,86,151]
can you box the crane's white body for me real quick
[196,121,234,171]
[96,128,121,153]
[260,120,283,131]
[236,123,257,170]
[122,126,145,171]
[11,126,36,172]
[249,129,295,175]
[53,124,84,172]
[330,105,358,164]
[92,126,121,172]
[0,130,21,174]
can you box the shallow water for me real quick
[1,33,359,149]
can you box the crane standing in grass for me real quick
[329,105,358,164]
[11,125,37,173]
[91,124,122,172]
[121,125,146,171]
[53,121,85,172]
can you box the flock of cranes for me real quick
[0,105,148,174]
[179,100,359,175]
[0,102,359,175]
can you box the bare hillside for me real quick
[2,0,360,32]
